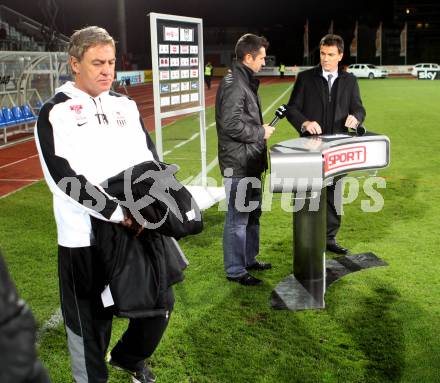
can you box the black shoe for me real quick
[246,260,272,271]
[227,273,263,286]
[109,358,156,383]
[326,242,348,255]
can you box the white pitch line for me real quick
[0,154,38,170]
[190,83,294,182]
[166,121,216,154]
[190,157,219,185]
[0,178,40,182]
[0,181,38,199]
[261,83,294,117]
[0,135,34,149]
[175,132,200,148]
[189,132,200,139]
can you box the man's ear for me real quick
[243,53,252,65]
[70,56,80,75]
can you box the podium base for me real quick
[271,252,387,311]
[271,274,325,310]
[325,252,387,287]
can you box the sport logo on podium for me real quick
[324,145,366,174]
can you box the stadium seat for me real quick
[11,106,25,123]
[0,110,9,144]
[0,110,7,128]
[0,108,11,144]
[2,107,16,126]
[21,104,37,122]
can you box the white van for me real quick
[410,63,440,77]
[347,64,388,79]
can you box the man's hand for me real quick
[120,208,144,237]
[344,115,359,129]
[302,121,322,135]
[263,123,275,140]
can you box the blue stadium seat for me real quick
[0,109,10,144]
[21,104,37,122]
[0,110,7,128]
[2,107,16,126]
[11,106,25,123]
[34,100,43,114]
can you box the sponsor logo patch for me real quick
[70,104,83,114]
[70,104,87,124]
[115,111,127,127]
[324,145,366,172]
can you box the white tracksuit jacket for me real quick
[35,81,156,247]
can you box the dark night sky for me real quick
[1,0,395,65]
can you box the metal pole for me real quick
[199,107,207,187]
[198,20,207,186]
[117,0,128,59]
[149,13,163,160]
[54,53,59,90]
[49,53,54,95]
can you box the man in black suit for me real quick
[286,34,366,254]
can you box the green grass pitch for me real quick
[1,78,440,382]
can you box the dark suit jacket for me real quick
[286,65,366,135]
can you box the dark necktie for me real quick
[327,74,333,101]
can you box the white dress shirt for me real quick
[322,69,338,88]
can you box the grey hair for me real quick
[68,26,115,61]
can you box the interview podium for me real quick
[269,132,390,311]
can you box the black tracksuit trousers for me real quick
[58,246,173,383]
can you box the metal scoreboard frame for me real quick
[148,12,207,186]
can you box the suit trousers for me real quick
[326,175,344,243]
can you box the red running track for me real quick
[0,140,42,197]
[0,77,292,197]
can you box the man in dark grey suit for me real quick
[286,34,366,254]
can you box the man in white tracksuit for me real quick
[35,26,170,383]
